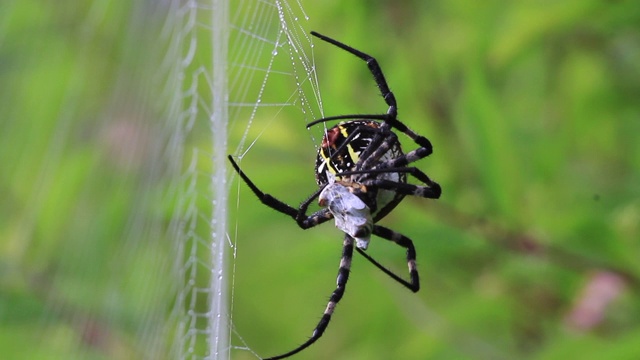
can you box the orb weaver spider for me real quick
[228,31,441,359]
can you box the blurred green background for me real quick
[2,0,640,359]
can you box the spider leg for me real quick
[367,179,441,199]
[311,31,397,116]
[337,166,440,199]
[356,128,398,172]
[306,114,388,128]
[385,117,433,150]
[381,145,433,169]
[316,119,396,177]
[358,126,432,176]
[356,225,419,292]
[311,32,436,172]
[228,155,333,229]
[310,32,434,163]
[263,235,354,360]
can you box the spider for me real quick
[228,31,441,360]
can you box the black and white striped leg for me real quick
[355,125,398,172]
[264,235,354,360]
[360,132,431,176]
[371,179,441,199]
[356,225,420,292]
[361,118,433,172]
[363,167,441,199]
[339,166,441,199]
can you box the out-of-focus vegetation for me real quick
[231,1,640,359]
[1,0,639,360]
[1,1,174,359]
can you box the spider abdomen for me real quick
[315,120,407,220]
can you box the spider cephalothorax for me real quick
[228,31,441,360]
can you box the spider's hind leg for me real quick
[263,235,355,360]
[357,225,420,292]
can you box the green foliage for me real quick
[2,0,639,359]
[231,1,640,359]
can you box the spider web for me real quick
[1,0,320,359]
[16,1,634,360]
[161,0,323,359]
[5,1,487,358]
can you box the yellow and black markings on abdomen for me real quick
[314,120,381,186]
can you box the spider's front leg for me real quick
[264,234,355,360]
[227,155,333,229]
[385,117,433,152]
[311,31,397,115]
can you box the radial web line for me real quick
[226,0,323,358]
[162,0,323,358]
